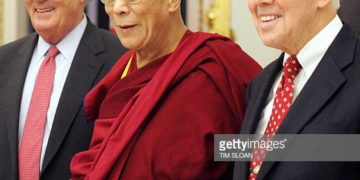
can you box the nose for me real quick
[250,0,273,5]
[112,0,130,15]
[249,0,274,9]
[258,0,274,4]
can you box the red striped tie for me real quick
[19,46,59,180]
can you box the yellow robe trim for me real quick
[121,55,133,79]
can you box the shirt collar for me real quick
[35,15,87,63]
[284,15,343,78]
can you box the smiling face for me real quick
[105,0,170,51]
[248,0,323,54]
[26,0,85,44]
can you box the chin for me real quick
[32,21,55,31]
[260,34,279,48]
[33,26,53,36]
[120,41,136,50]
[260,36,271,46]
[264,41,279,49]
[120,43,131,50]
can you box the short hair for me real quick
[333,0,340,10]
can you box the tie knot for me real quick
[283,56,301,78]
[47,46,59,59]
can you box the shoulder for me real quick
[0,33,37,61]
[188,35,261,70]
[82,22,127,56]
[0,33,37,54]
[175,36,262,92]
[202,37,262,85]
[98,29,121,45]
[83,22,119,45]
[251,58,280,85]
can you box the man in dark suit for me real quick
[0,0,126,179]
[338,0,360,35]
[234,0,360,179]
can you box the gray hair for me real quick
[333,0,340,10]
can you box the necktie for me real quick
[19,46,59,180]
[249,56,301,180]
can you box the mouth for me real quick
[118,24,137,32]
[35,8,55,13]
[120,25,137,29]
[259,15,281,22]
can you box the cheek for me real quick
[25,1,33,13]
[104,6,112,15]
[247,2,258,24]
[284,15,299,34]
[247,0,257,14]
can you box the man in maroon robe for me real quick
[70,0,262,179]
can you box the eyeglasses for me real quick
[100,0,140,5]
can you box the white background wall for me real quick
[2,0,28,45]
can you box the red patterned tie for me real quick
[249,56,301,180]
[19,46,59,180]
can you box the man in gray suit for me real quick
[0,0,126,179]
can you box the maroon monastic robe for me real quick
[70,31,262,179]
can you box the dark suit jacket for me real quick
[0,21,126,179]
[339,0,360,35]
[233,24,360,180]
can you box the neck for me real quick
[285,10,336,55]
[41,14,84,45]
[136,21,187,68]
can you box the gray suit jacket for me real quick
[233,24,360,180]
[0,21,126,179]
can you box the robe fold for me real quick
[70,31,262,179]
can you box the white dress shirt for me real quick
[19,16,87,169]
[255,15,343,136]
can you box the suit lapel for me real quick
[235,57,283,180]
[241,58,283,135]
[0,34,38,179]
[41,22,106,172]
[258,24,357,179]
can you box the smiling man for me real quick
[0,0,126,179]
[69,0,261,179]
[233,0,360,179]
